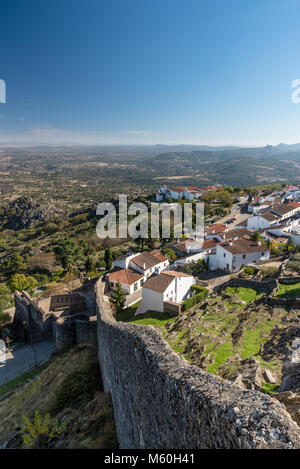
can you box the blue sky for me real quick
[1,0,300,145]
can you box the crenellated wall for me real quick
[95,278,300,449]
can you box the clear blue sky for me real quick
[1,0,300,145]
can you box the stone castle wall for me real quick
[55,315,97,351]
[95,278,300,449]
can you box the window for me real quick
[242,254,246,259]
[223,253,226,257]
[134,282,138,291]
[262,252,265,255]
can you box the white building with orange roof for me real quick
[136,270,195,315]
[108,250,169,295]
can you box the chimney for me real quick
[258,240,261,246]
[143,262,146,270]
[229,241,233,246]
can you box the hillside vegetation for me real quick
[0,344,117,449]
[163,288,299,392]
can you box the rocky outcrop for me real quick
[0,196,64,229]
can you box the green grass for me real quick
[225,286,259,303]
[116,304,176,326]
[207,341,233,374]
[129,311,176,326]
[276,282,300,298]
[0,366,45,400]
[115,304,139,322]
[260,382,280,394]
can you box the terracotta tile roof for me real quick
[206,223,227,235]
[143,274,174,293]
[219,238,268,255]
[271,202,300,215]
[222,228,252,240]
[260,212,279,222]
[131,251,168,270]
[108,268,144,286]
[151,250,168,263]
[143,270,193,293]
[202,238,219,250]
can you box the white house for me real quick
[247,212,280,231]
[107,269,145,295]
[108,250,169,295]
[270,202,300,220]
[136,270,195,314]
[172,238,203,256]
[113,250,169,278]
[215,238,270,273]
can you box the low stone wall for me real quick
[215,277,278,294]
[96,279,300,449]
[279,276,300,284]
[265,296,300,309]
[163,301,181,315]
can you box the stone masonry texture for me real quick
[95,279,300,449]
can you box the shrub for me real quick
[190,284,209,297]
[260,266,279,278]
[244,266,255,276]
[21,411,66,448]
[182,290,208,311]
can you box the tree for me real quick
[182,259,206,276]
[109,282,125,313]
[85,256,94,272]
[250,231,262,243]
[161,247,177,262]
[0,311,11,332]
[286,237,295,253]
[0,284,11,311]
[53,238,83,270]
[8,274,38,294]
[104,248,113,270]
[1,252,27,277]
[21,411,66,449]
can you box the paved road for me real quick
[218,197,249,228]
[0,340,56,386]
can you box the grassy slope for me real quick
[276,281,300,298]
[116,304,176,326]
[163,288,291,389]
[0,343,117,449]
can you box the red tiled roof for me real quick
[202,238,219,250]
[222,228,252,240]
[206,223,227,235]
[219,238,268,255]
[131,251,168,270]
[108,268,144,286]
[271,202,300,215]
[260,212,279,222]
[143,274,174,293]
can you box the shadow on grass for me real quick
[116,304,176,326]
